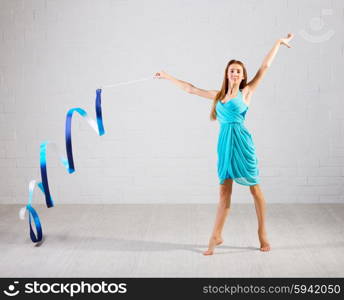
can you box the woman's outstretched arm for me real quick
[247,33,294,93]
[154,71,218,100]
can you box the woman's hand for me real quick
[153,71,168,79]
[279,33,294,48]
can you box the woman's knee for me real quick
[220,188,232,201]
[219,179,233,208]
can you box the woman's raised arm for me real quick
[154,71,218,100]
[247,33,294,93]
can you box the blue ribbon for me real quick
[21,89,105,243]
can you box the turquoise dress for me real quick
[215,89,260,186]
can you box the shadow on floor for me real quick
[31,234,260,254]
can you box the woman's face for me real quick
[227,63,245,86]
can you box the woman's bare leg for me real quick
[249,184,271,251]
[203,179,233,255]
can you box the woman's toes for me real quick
[203,250,214,256]
[203,236,223,255]
[260,244,271,252]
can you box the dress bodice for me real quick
[215,89,248,124]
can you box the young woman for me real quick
[154,33,294,255]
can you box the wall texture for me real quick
[0,0,343,204]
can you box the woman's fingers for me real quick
[153,71,166,79]
[280,33,294,48]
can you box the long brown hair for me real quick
[210,60,248,121]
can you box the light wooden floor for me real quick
[1,204,343,277]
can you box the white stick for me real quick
[100,76,154,89]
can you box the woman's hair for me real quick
[210,59,248,121]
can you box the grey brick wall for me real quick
[0,0,343,204]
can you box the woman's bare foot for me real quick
[258,229,271,252]
[202,236,224,255]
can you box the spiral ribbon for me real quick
[20,76,153,243]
